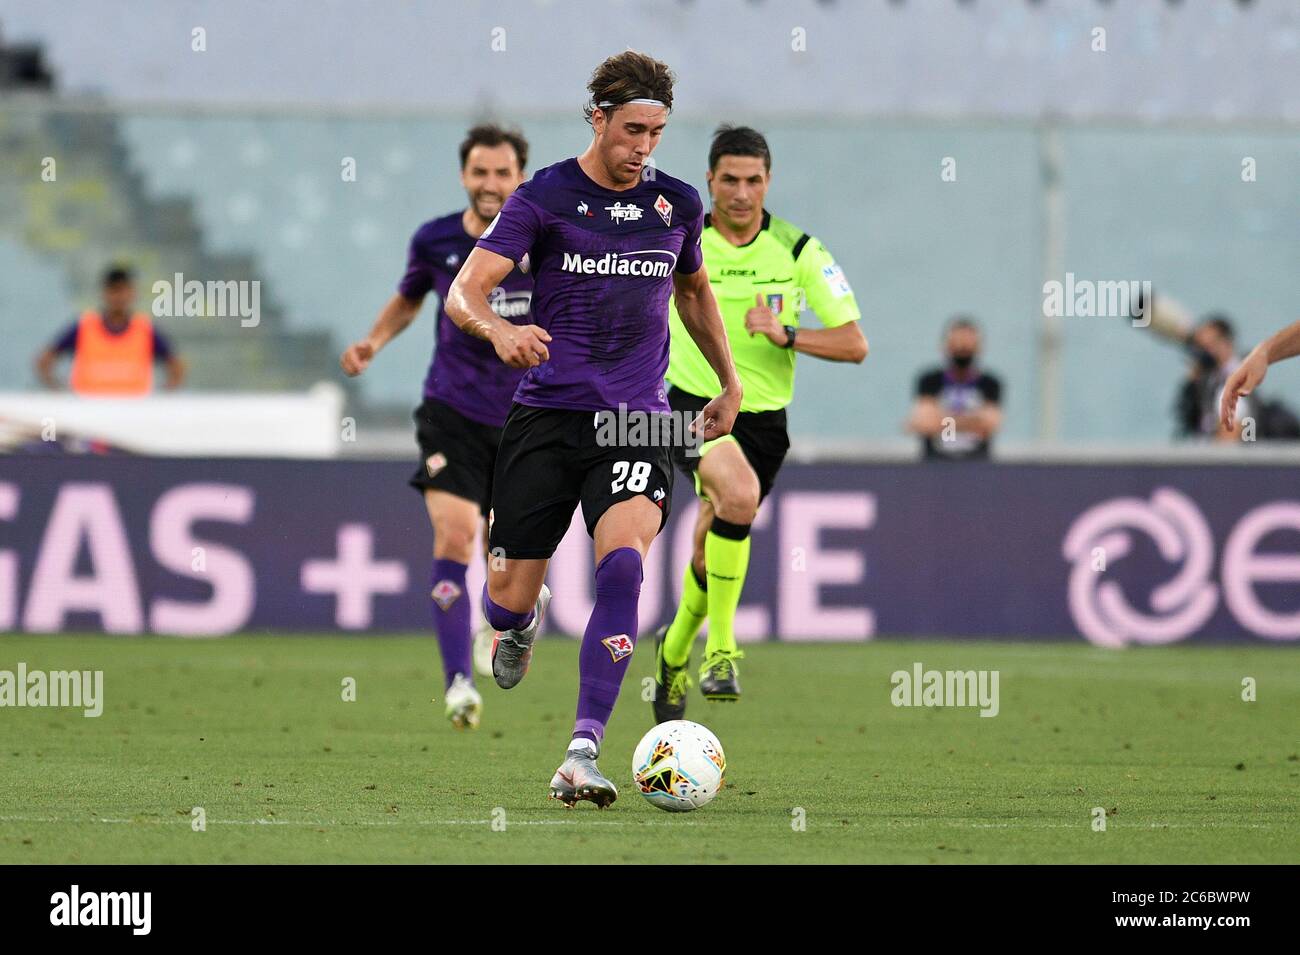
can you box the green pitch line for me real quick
[0,636,1295,864]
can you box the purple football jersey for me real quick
[398,211,533,427]
[475,158,705,414]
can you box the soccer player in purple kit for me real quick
[340,125,535,730]
[446,51,742,808]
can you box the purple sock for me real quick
[573,547,643,748]
[483,589,534,633]
[430,559,471,688]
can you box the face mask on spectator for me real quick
[950,352,975,370]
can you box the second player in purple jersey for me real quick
[476,157,704,415]
[400,213,534,427]
[340,123,534,732]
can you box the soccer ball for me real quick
[632,720,726,812]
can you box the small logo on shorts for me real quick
[425,452,448,478]
[431,580,462,610]
[652,487,666,505]
[601,634,635,662]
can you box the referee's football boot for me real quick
[699,649,742,702]
[548,745,618,808]
[652,625,691,724]
[491,584,552,690]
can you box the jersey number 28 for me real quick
[610,460,651,494]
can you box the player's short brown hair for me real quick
[584,50,675,124]
[458,124,529,171]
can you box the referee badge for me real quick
[765,293,784,315]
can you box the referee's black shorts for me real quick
[667,386,790,502]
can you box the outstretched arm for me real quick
[1220,320,1300,430]
[340,293,424,376]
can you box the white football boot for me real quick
[443,673,482,730]
[472,619,495,678]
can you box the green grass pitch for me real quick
[0,635,1295,863]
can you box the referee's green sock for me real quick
[662,563,708,668]
[703,517,752,659]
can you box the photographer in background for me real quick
[906,316,1003,460]
[1138,290,1298,442]
[1184,314,1250,442]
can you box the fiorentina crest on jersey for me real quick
[431,579,462,610]
[601,634,635,662]
[653,194,673,226]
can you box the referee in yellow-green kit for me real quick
[654,124,869,719]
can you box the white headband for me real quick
[597,98,666,109]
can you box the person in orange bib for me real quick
[36,265,186,396]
